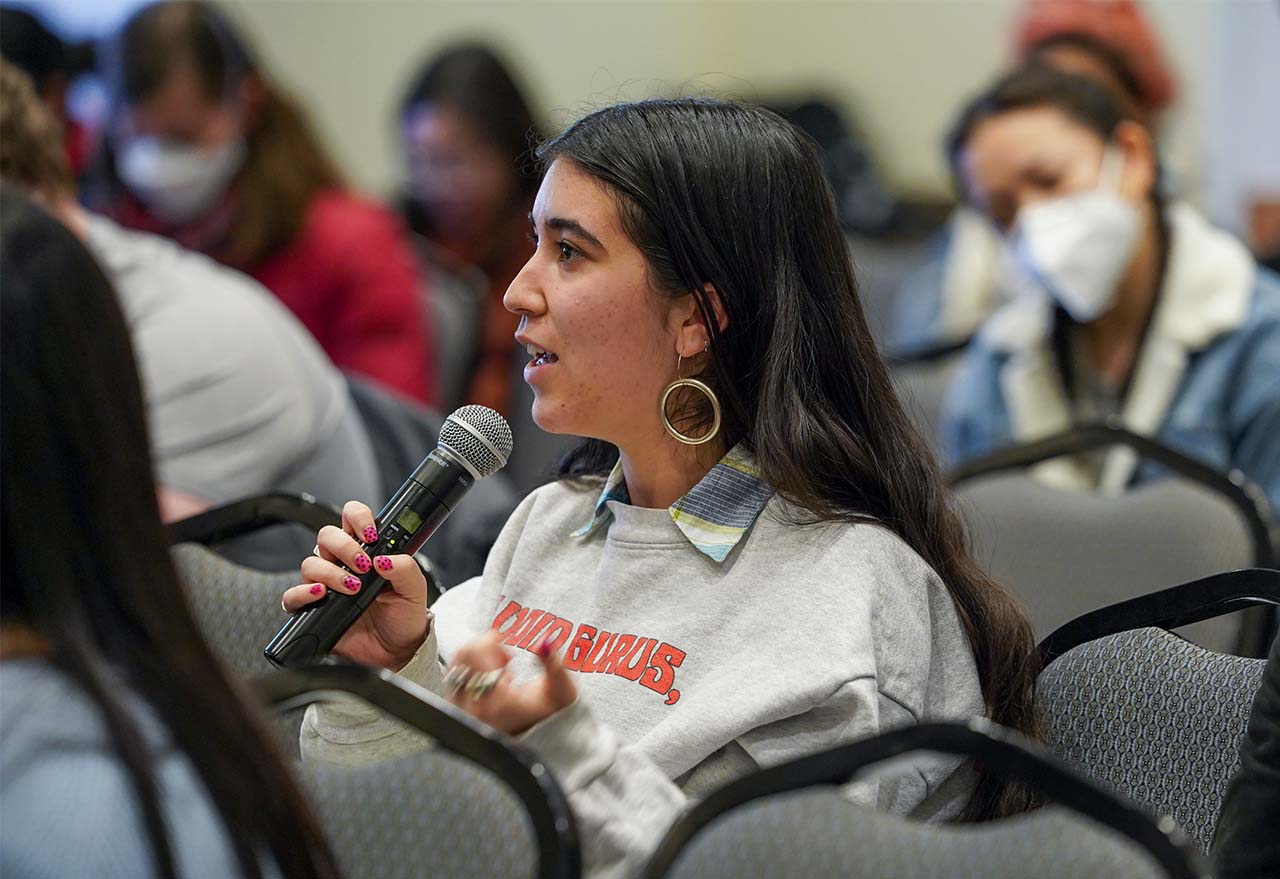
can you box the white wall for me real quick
[191,1,1213,203]
[1205,0,1280,237]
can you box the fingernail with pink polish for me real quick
[363,526,378,543]
[353,553,371,572]
[309,584,324,595]
[343,575,362,592]
[375,556,393,572]
[538,637,553,657]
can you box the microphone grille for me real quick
[439,405,513,478]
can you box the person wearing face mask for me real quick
[88,0,434,403]
[889,0,1179,354]
[940,65,1280,515]
[0,58,379,535]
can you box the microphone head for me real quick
[439,405,513,478]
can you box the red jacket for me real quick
[253,190,434,403]
[111,187,435,404]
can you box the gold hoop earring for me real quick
[661,352,721,446]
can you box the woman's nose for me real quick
[503,257,545,317]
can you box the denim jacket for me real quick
[942,203,1280,517]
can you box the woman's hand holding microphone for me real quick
[282,500,576,735]
[281,501,428,671]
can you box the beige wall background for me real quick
[221,0,1215,204]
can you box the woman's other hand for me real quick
[445,630,577,735]
[281,501,429,669]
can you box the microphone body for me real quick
[264,446,473,669]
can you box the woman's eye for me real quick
[1029,171,1060,191]
[557,241,579,261]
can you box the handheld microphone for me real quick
[264,405,513,669]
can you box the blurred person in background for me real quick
[87,0,434,403]
[396,42,541,415]
[0,188,338,879]
[891,0,1178,354]
[282,98,1041,879]
[0,5,97,176]
[941,66,1280,514]
[0,58,380,526]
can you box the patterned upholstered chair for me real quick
[174,541,304,679]
[1037,569,1280,853]
[257,663,581,879]
[646,720,1205,879]
[300,741,538,879]
[168,491,342,574]
[950,423,1276,656]
[173,541,312,752]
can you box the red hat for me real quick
[1012,0,1178,113]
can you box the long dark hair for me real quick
[0,191,337,879]
[397,41,540,237]
[544,99,1040,819]
[93,0,343,269]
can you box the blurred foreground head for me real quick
[0,188,337,879]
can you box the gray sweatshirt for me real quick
[302,459,985,878]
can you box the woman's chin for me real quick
[529,396,572,436]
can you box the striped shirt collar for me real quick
[571,443,775,562]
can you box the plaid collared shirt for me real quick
[571,443,775,562]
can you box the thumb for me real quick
[370,553,426,605]
[534,636,577,711]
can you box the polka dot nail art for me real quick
[353,553,372,573]
[342,575,362,592]
[363,526,378,543]
[375,556,393,572]
[309,584,324,595]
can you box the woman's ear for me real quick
[1112,120,1157,202]
[671,283,728,357]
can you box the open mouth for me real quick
[526,343,559,367]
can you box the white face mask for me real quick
[1003,146,1140,322]
[117,136,247,225]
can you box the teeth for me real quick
[526,343,547,356]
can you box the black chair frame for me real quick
[168,492,342,546]
[884,334,972,368]
[170,493,444,602]
[255,662,581,879]
[1039,568,1280,667]
[947,421,1274,569]
[643,718,1206,879]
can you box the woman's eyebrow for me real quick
[532,213,605,251]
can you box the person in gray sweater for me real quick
[283,98,1041,878]
[0,59,379,523]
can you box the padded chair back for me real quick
[647,720,1203,879]
[301,748,537,879]
[889,346,966,455]
[1037,626,1267,852]
[172,541,307,751]
[174,542,296,678]
[662,796,1169,879]
[258,664,580,879]
[956,473,1256,651]
[343,373,520,586]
